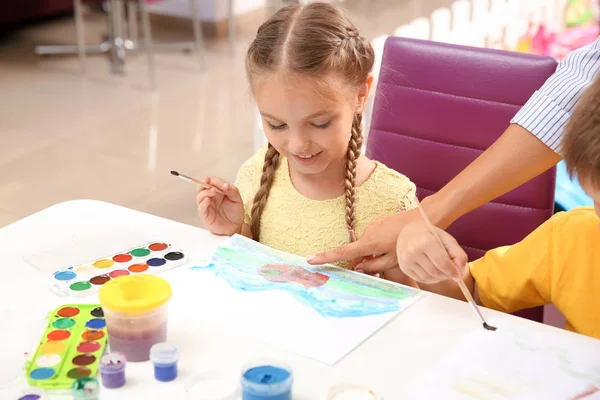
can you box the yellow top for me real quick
[99,275,172,314]
[470,207,600,339]
[235,147,417,267]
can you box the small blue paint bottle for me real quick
[241,360,293,400]
[150,343,179,382]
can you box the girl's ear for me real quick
[355,73,374,114]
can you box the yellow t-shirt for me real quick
[470,207,600,339]
[235,147,417,267]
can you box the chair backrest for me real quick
[366,37,558,322]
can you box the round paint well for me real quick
[67,367,91,379]
[53,318,76,330]
[73,354,96,366]
[54,270,77,281]
[86,318,106,329]
[69,281,91,292]
[112,253,133,263]
[149,243,169,251]
[109,269,130,278]
[77,341,101,353]
[147,257,166,267]
[30,367,56,380]
[57,307,80,318]
[128,263,148,273]
[165,251,184,261]
[90,275,111,285]
[94,259,114,269]
[47,330,71,341]
[130,248,151,257]
[35,354,61,367]
[40,340,67,355]
[90,307,104,318]
[74,266,95,274]
[82,330,105,341]
[18,388,45,400]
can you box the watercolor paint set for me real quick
[49,241,187,298]
[25,304,108,390]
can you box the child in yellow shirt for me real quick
[195,3,416,283]
[405,75,600,340]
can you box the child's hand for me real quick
[196,177,244,236]
[396,224,468,284]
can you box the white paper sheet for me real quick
[408,318,600,399]
[189,235,422,365]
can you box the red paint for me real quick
[109,269,130,278]
[77,341,101,353]
[47,330,71,341]
[128,263,148,273]
[72,354,96,366]
[149,243,168,251]
[90,275,111,285]
[82,330,105,341]
[260,264,329,288]
[112,254,133,263]
[57,307,80,318]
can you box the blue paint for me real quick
[242,365,293,400]
[153,363,177,382]
[150,343,179,382]
[147,258,167,267]
[54,270,77,281]
[30,367,56,380]
[86,318,106,329]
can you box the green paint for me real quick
[327,278,411,300]
[130,248,151,257]
[70,281,92,291]
[53,318,76,329]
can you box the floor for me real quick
[0,0,455,229]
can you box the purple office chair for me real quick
[367,37,557,323]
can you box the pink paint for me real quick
[109,270,130,278]
[106,322,167,362]
[260,264,329,288]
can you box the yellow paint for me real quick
[39,340,66,354]
[93,259,114,269]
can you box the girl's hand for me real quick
[196,177,244,236]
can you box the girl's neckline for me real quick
[282,156,379,202]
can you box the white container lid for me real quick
[328,383,383,400]
[184,372,239,400]
[150,343,179,365]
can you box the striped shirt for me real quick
[511,36,600,153]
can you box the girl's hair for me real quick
[246,2,375,242]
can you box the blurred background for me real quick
[0,0,598,229]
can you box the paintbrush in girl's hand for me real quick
[170,171,224,194]
[414,197,497,332]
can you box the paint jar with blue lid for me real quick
[150,342,179,382]
[241,360,293,400]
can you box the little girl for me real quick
[197,2,416,283]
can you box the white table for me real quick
[1,200,597,399]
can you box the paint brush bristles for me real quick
[414,197,497,332]
[170,171,224,194]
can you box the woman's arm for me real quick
[309,37,600,269]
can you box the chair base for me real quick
[35,40,199,73]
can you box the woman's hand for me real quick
[307,209,422,272]
[396,224,468,284]
[196,176,244,236]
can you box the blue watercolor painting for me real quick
[192,235,421,318]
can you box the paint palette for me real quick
[50,242,187,298]
[25,304,108,389]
